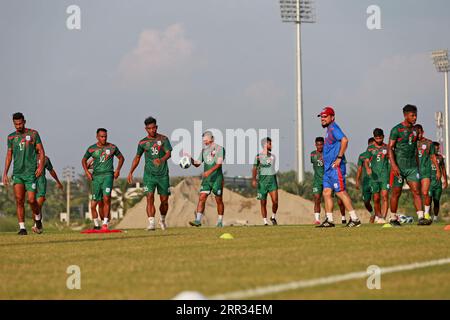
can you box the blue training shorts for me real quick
[323,164,347,193]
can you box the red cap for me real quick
[318,106,335,117]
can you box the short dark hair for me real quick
[433,141,440,147]
[368,137,376,144]
[144,117,157,126]
[261,137,272,147]
[403,104,417,114]
[414,124,423,131]
[97,128,107,134]
[315,137,324,143]
[12,112,25,121]
[373,128,384,137]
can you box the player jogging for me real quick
[316,106,361,228]
[365,129,390,223]
[82,128,124,230]
[3,112,45,235]
[415,124,441,222]
[252,137,279,226]
[388,104,424,226]
[189,131,225,227]
[356,138,375,222]
[429,142,447,222]
[311,137,347,225]
[36,156,64,214]
[128,117,172,231]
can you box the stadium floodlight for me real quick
[279,0,316,184]
[63,166,75,225]
[432,50,450,175]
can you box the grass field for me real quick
[1,223,450,300]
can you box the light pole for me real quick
[432,50,450,175]
[279,0,316,183]
[63,166,75,225]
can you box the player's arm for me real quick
[35,143,46,178]
[252,156,259,188]
[81,156,93,181]
[388,139,400,177]
[333,136,348,168]
[49,169,64,189]
[114,154,125,180]
[431,153,441,180]
[127,155,141,184]
[442,159,448,189]
[156,149,171,166]
[355,164,363,190]
[190,151,202,168]
[2,147,13,186]
[203,162,222,179]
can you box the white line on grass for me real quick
[209,258,450,300]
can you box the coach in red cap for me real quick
[316,106,361,228]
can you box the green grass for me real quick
[0,224,449,299]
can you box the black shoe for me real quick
[418,218,432,226]
[32,220,43,234]
[94,226,101,230]
[270,217,278,226]
[316,219,335,228]
[390,219,402,227]
[346,219,361,228]
[18,229,27,235]
[341,219,347,225]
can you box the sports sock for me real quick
[349,211,358,221]
[326,213,334,222]
[218,215,223,222]
[34,214,41,221]
[341,216,346,222]
[103,218,109,225]
[417,211,424,219]
[263,218,268,224]
[425,206,430,214]
[94,219,100,227]
[314,213,320,221]
[196,212,203,222]
[160,215,166,222]
[19,222,25,230]
[148,217,155,225]
[271,213,276,219]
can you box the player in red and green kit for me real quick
[430,142,448,222]
[3,112,46,235]
[415,124,440,222]
[365,129,390,223]
[388,105,423,226]
[356,138,375,222]
[36,156,64,215]
[82,128,124,230]
[189,131,225,227]
[128,117,172,231]
[252,137,279,226]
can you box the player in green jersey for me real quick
[36,156,64,213]
[388,105,423,226]
[311,137,346,225]
[415,124,441,222]
[430,142,448,222]
[128,117,172,231]
[82,128,124,230]
[252,137,278,226]
[365,129,390,223]
[3,112,46,235]
[356,138,375,222]
[189,131,225,227]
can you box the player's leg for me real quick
[313,193,322,224]
[420,178,432,219]
[101,195,112,230]
[318,187,335,227]
[337,197,346,224]
[268,189,279,225]
[27,187,42,234]
[372,192,381,223]
[146,192,157,230]
[215,195,224,227]
[381,189,389,220]
[431,187,442,221]
[13,181,27,234]
[90,200,101,229]
[333,166,360,226]
[190,191,209,227]
[407,180,426,224]
[159,194,169,230]
[389,171,404,225]
[260,199,268,224]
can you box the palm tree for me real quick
[111,179,144,217]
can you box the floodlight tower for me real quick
[63,166,75,225]
[432,50,450,175]
[435,112,444,153]
[279,0,316,183]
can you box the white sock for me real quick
[417,211,424,219]
[326,213,334,222]
[94,219,100,227]
[19,222,25,230]
[425,206,430,214]
[218,215,223,222]
[103,217,109,225]
[271,213,276,219]
[148,217,155,225]
[196,212,203,221]
[34,214,41,221]
[349,211,359,221]
[341,216,346,222]
[263,218,268,224]
[160,215,166,222]
[314,213,320,221]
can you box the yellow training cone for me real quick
[220,233,234,240]
[382,224,393,228]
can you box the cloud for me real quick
[118,24,194,85]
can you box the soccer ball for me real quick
[406,216,414,224]
[399,215,408,224]
[179,156,191,169]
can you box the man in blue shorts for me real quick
[317,106,361,228]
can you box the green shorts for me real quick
[92,174,114,201]
[36,175,47,198]
[392,167,420,188]
[312,180,323,195]
[200,175,223,196]
[370,171,390,193]
[420,167,431,180]
[257,176,278,200]
[143,174,171,196]
[429,184,443,201]
[12,174,37,192]
[362,183,373,202]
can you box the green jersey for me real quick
[389,122,419,169]
[366,143,390,178]
[357,151,371,180]
[417,138,435,174]
[310,150,324,181]
[83,143,122,176]
[7,128,42,176]
[431,154,445,185]
[136,134,172,177]
[254,152,277,182]
[38,156,54,179]
[199,143,225,180]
